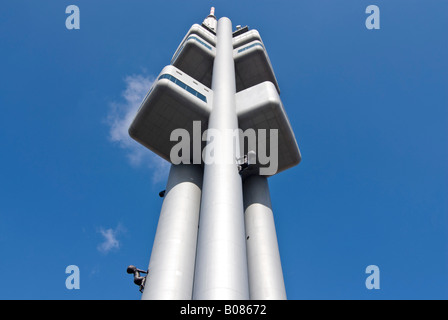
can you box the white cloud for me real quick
[107,74,170,184]
[97,224,125,254]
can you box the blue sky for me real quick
[0,0,447,300]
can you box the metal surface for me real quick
[234,39,280,93]
[243,175,286,300]
[171,33,216,88]
[193,17,249,300]
[128,65,212,164]
[142,164,203,300]
[236,81,301,175]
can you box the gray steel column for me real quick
[244,175,287,300]
[142,164,203,300]
[193,17,249,300]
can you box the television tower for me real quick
[128,8,301,300]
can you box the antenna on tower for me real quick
[202,7,217,33]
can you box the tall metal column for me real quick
[244,175,286,300]
[193,17,249,300]
[142,164,203,300]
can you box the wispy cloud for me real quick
[107,74,170,184]
[97,224,126,254]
